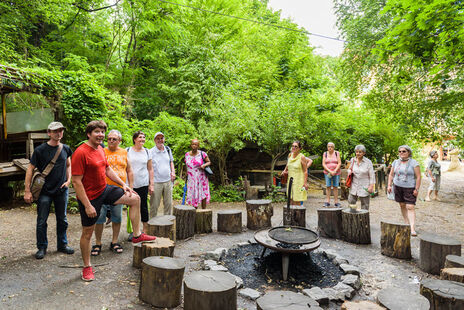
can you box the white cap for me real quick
[48,121,65,130]
[154,132,164,139]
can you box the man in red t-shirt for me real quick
[72,120,156,282]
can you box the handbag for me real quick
[201,151,213,177]
[30,144,63,202]
[387,160,396,200]
[345,159,354,188]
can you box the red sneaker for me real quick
[132,233,156,244]
[82,266,95,282]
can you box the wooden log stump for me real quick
[342,300,386,310]
[140,256,185,308]
[132,237,175,268]
[283,205,306,227]
[440,268,464,283]
[342,209,371,244]
[377,287,430,310]
[147,215,176,242]
[420,278,464,310]
[380,221,411,259]
[256,290,320,310]
[317,207,343,239]
[173,205,196,240]
[217,209,242,233]
[184,271,237,310]
[419,232,461,275]
[246,199,273,230]
[445,255,464,268]
[195,208,212,234]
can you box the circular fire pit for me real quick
[254,228,320,280]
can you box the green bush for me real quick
[263,185,287,203]
[210,179,245,203]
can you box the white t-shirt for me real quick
[150,145,173,183]
[127,147,151,188]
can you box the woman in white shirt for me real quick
[347,145,375,210]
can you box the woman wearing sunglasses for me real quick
[387,145,421,236]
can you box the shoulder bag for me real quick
[201,151,213,177]
[387,160,397,200]
[345,158,354,188]
[31,144,63,202]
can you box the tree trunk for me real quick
[440,268,464,283]
[420,278,464,310]
[173,205,196,240]
[147,215,176,242]
[445,255,464,269]
[184,271,237,310]
[195,208,212,234]
[380,221,411,259]
[419,232,461,275]
[246,199,273,230]
[217,210,242,233]
[317,207,343,239]
[341,301,385,310]
[283,205,306,227]
[257,290,319,310]
[341,209,371,244]
[140,256,185,308]
[132,237,175,268]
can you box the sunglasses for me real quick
[398,150,408,153]
[291,145,299,148]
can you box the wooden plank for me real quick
[0,165,24,177]
[28,133,48,139]
[13,158,30,171]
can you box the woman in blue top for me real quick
[387,145,421,236]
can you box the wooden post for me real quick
[420,278,464,309]
[195,208,212,234]
[380,221,411,259]
[139,256,185,308]
[217,210,242,233]
[184,271,237,310]
[257,291,319,310]
[283,205,306,227]
[377,287,430,310]
[147,215,176,242]
[419,232,461,275]
[245,199,273,230]
[132,237,175,268]
[317,207,343,239]
[445,255,464,269]
[341,209,371,244]
[173,205,196,240]
[440,268,464,283]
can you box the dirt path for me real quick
[1,161,463,309]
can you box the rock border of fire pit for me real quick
[200,242,363,306]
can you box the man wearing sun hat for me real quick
[24,121,74,259]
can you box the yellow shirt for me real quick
[104,147,128,187]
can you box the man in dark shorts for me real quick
[72,120,156,281]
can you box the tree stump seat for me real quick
[195,208,212,234]
[132,237,175,268]
[183,271,237,310]
[440,268,464,283]
[380,221,411,259]
[419,232,461,275]
[341,209,371,244]
[283,205,306,227]
[173,205,196,240]
[256,290,321,310]
[139,256,185,308]
[246,199,273,230]
[377,287,430,310]
[147,214,176,242]
[341,300,385,310]
[445,255,464,268]
[217,209,242,233]
[420,278,464,310]
[317,207,343,239]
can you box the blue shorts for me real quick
[325,174,340,187]
[96,204,123,224]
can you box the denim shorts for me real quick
[96,204,123,224]
[325,174,340,187]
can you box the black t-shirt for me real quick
[30,143,73,196]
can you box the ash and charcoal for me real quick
[221,244,343,290]
[275,242,301,249]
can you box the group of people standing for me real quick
[24,120,211,282]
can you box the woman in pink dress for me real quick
[185,139,211,208]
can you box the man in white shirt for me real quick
[149,132,175,217]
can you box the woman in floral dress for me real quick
[185,139,211,208]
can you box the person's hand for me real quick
[368,185,374,193]
[387,185,392,193]
[303,182,309,190]
[148,184,154,196]
[60,180,70,188]
[329,170,335,176]
[413,189,419,197]
[85,205,97,218]
[200,164,206,169]
[281,170,288,177]
[122,184,134,197]
[431,176,435,182]
[170,172,176,182]
[24,191,33,204]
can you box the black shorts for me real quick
[78,185,125,226]
[394,185,417,205]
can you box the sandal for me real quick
[323,202,330,207]
[110,243,123,254]
[91,244,102,256]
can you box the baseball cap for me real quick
[154,132,164,139]
[48,121,65,131]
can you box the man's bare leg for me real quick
[81,225,95,267]
[115,192,141,236]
